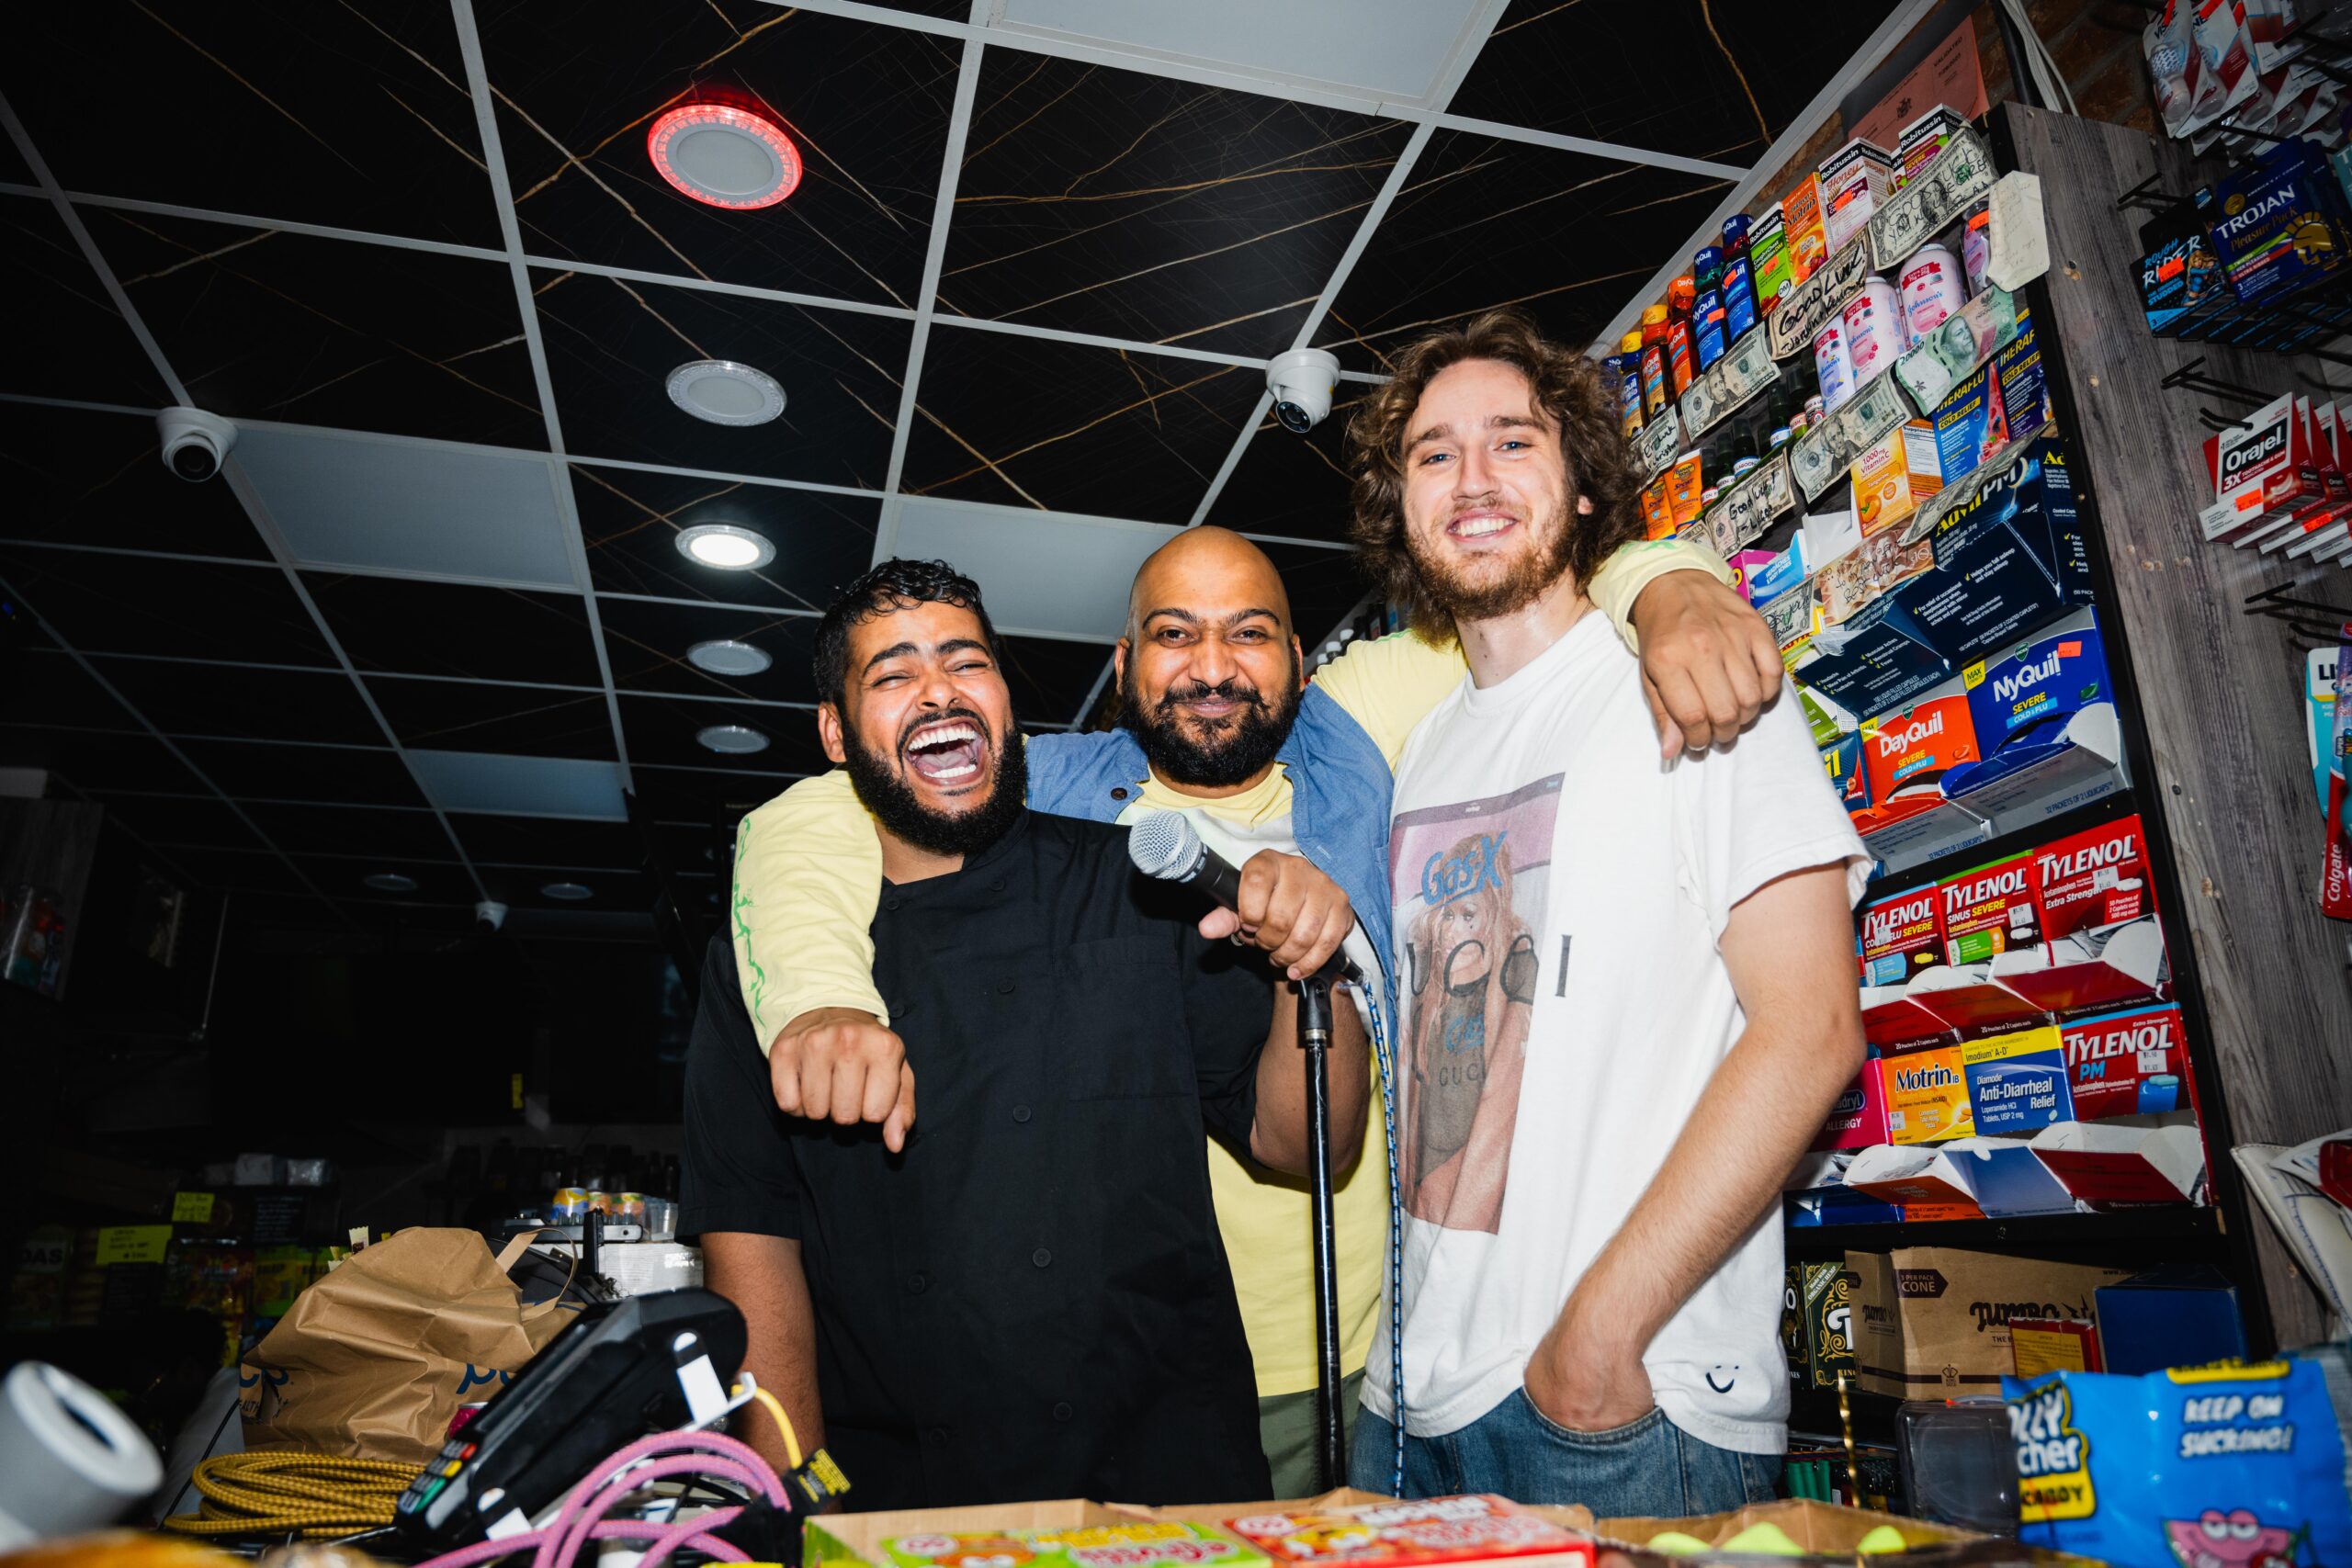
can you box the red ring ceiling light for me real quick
[647,103,803,210]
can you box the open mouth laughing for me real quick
[902,714,989,786]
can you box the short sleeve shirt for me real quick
[684,810,1279,1510]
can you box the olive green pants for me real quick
[1258,1370,1366,1498]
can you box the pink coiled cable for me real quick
[412,1427,789,1568]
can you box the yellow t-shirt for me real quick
[726,535,1734,1396]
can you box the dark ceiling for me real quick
[0,0,1906,933]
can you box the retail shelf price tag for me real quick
[172,1191,217,1224]
[95,1225,173,1266]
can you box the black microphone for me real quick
[1127,811,1362,985]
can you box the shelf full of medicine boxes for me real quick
[1614,118,2273,1368]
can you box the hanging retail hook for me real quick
[2165,356,2275,407]
[2114,169,2177,213]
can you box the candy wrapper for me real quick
[2007,1358,2352,1568]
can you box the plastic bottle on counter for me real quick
[1839,275,1905,382]
[1899,243,1966,342]
[1813,318,1855,412]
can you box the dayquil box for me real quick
[1859,885,1944,987]
[1861,693,1981,811]
[1883,1044,1975,1144]
[1962,1024,2075,1136]
[1939,851,2042,964]
[2061,1004,2189,1119]
[2030,814,2153,940]
[1781,174,1830,280]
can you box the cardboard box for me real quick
[2028,1121,2205,1206]
[2062,1004,2189,1119]
[1883,1044,1974,1143]
[1814,1062,1893,1150]
[1819,138,1895,254]
[1781,175,1830,281]
[2093,1266,2245,1373]
[2007,1316,2101,1375]
[1845,1136,2078,1219]
[1849,1246,2131,1401]
[1942,613,2125,830]
[1939,850,2042,964]
[2030,812,2154,940]
[1857,691,1982,830]
[1859,885,1943,987]
[1962,1024,2074,1136]
[1600,1498,1976,1551]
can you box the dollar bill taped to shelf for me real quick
[1868,123,1998,272]
[1708,450,1795,554]
[1896,287,2021,412]
[1634,401,1680,481]
[1790,367,1911,501]
[1767,235,1874,361]
[1679,325,1779,436]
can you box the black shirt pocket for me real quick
[1050,933,1194,1100]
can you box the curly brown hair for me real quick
[1344,309,1645,637]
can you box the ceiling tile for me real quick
[939,55,1413,355]
[572,466,877,613]
[479,2,959,309]
[302,573,603,685]
[0,197,173,406]
[889,500,1167,640]
[1254,540,1371,651]
[617,694,826,774]
[240,427,576,588]
[368,676,618,761]
[628,768,777,828]
[91,657,388,746]
[0,402,271,560]
[999,0,1482,103]
[597,598,817,705]
[530,269,909,488]
[4,649,145,731]
[95,793,266,851]
[407,750,628,820]
[998,634,1118,726]
[173,739,424,807]
[244,800,459,861]
[0,548,335,665]
[0,727,207,795]
[1200,393,1363,544]
[1454,1,1891,166]
[902,332,1258,521]
[155,848,325,901]
[1314,130,1732,370]
[308,859,470,902]
[479,866,657,913]
[88,210,545,448]
[2,2,500,245]
[453,814,647,872]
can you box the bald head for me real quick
[1116,526,1304,793]
[1127,525,1292,641]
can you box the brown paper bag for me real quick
[1849,1245,2130,1401]
[239,1227,569,1463]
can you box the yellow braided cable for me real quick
[162,1451,420,1540]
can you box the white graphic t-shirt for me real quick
[1363,610,1869,1455]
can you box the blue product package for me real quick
[2207,139,2352,306]
[1724,255,1758,340]
[1941,619,2112,798]
[1934,357,2007,479]
[2007,1359,2352,1568]
[1996,311,2049,447]
[1694,288,1727,369]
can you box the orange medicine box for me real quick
[1883,1044,1975,1143]
[1781,174,1829,280]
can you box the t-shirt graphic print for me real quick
[1389,773,1560,1235]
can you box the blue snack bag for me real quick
[2007,1359,2352,1568]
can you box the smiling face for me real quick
[2166,1510,2297,1568]
[1398,358,1591,623]
[1115,527,1303,792]
[819,597,1026,859]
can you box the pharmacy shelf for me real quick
[1783,1203,2223,1260]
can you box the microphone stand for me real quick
[1298,972,1344,1492]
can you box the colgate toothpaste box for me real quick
[2062,1004,2189,1119]
[1859,885,1943,987]
[1939,850,2043,964]
[1883,1043,1975,1144]
[1962,1023,2075,1136]
[2030,814,2153,940]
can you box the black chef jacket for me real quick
[684,808,1278,1511]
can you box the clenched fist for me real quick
[768,1007,917,1153]
[1196,849,1354,981]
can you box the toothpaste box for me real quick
[2061,1004,2189,1119]
[2030,813,2154,940]
[1883,1043,1976,1143]
[1940,850,2043,964]
[1781,173,1830,281]
[1860,884,1945,987]
[1820,138,1896,254]
[1963,1024,2075,1136]
[1746,532,1811,606]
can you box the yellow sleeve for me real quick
[1307,628,1470,772]
[731,768,888,1052]
[1587,536,1736,653]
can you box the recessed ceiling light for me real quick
[667,359,786,426]
[362,872,418,893]
[697,723,770,755]
[686,638,773,676]
[647,103,804,210]
[540,881,594,901]
[675,524,775,570]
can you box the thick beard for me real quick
[841,708,1030,859]
[1120,657,1301,789]
[1405,499,1577,623]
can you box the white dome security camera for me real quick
[156,407,237,482]
[1266,348,1341,435]
[474,900,509,932]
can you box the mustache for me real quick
[897,705,993,750]
[1154,679,1268,714]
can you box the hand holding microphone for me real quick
[1128,813,1359,984]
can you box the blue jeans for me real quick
[1350,1389,1780,1515]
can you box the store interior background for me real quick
[7,0,2320,1427]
